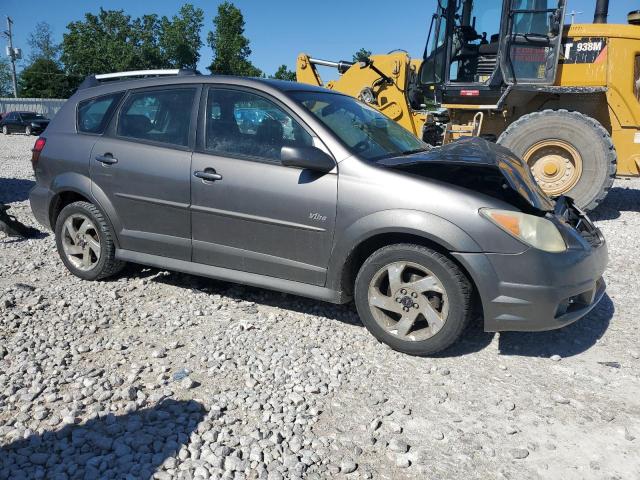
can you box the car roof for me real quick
[72,74,344,101]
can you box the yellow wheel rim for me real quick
[524,140,583,196]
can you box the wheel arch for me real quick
[49,172,122,247]
[326,210,483,298]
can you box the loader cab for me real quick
[419,0,566,105]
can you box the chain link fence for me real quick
[0,98,67,118]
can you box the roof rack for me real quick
[78,68,200,90]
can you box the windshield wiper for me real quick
[400,147,430,156]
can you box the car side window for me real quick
[117,88,196,147]
[78,92,124,134]
[205,88,313,163]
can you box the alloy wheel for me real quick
[61,214,101,271]
[367,261,449,341]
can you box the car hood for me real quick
[373,137,555,212]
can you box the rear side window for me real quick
[77,92,124,134]
[117,88,196,147]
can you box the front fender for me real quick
[326,209,482,291]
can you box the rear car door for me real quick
[190,86,337,286]
[90,85,200,261]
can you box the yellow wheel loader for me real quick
[296,0,640,211]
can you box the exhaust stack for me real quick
[593,0,609,24]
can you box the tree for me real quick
[159,4,204,69]
[0,59,12,97]
[28,22,60,63]
[19,58,72,98]
[271,65,296,81]
[61,9,141,81]
[60,4,205,87]
[353,48,372,63]
[207,2,262,77]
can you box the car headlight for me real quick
[480,208,566,252]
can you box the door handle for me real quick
[95,154,118,165]
[194,170,223,182]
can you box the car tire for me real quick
[25,126,32,135]
[354,244,472,356]
[2,125,9,135]
[55,201,125,281]
[497,109,616,212]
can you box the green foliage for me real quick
[0,59,12,97]
[19,58,72,98]
[160,4,204,69]
[28,22,60,63]
[271,65,296,82]
[207,2,262,77]
[353,48,372,63]
[61,4,205,82]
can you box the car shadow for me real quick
[119,266,613,358]
[147,268,363,327]
[0,177,35,203]
[0,399,205,480]
[498,293,614,358]
[590,185,640,221]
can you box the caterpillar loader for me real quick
[296,0,640,211]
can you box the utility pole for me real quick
[3,17,19,98]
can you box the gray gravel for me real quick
[1,133,640,479]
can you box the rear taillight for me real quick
[31,137,46,169]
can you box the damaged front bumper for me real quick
[453,199,608,332]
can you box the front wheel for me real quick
[25,126,32,135]
[354,244,472,356]
[2,125,9,135]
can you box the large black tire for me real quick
[354,244,472,356]
[55,201,125,281]
[497,109,616,212]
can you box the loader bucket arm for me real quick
[297,54,324,87]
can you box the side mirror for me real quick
[281,145,335,173]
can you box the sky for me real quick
[0,0,633,77]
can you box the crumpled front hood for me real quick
[374,137,555,212]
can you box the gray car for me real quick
[29,70,608,356]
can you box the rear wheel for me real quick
[2,125,9,135]
[55,201,125,281]
[497,109,616,212]
[354,244,472,356]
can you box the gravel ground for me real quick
[1,133,639,480]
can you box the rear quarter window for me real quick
[77,92,124,134]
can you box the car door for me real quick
[6,113,19,132]
[90,85,200,261]
[190,86,337,286]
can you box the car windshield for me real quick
[21,113,45,120]
[291,91,428,161]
